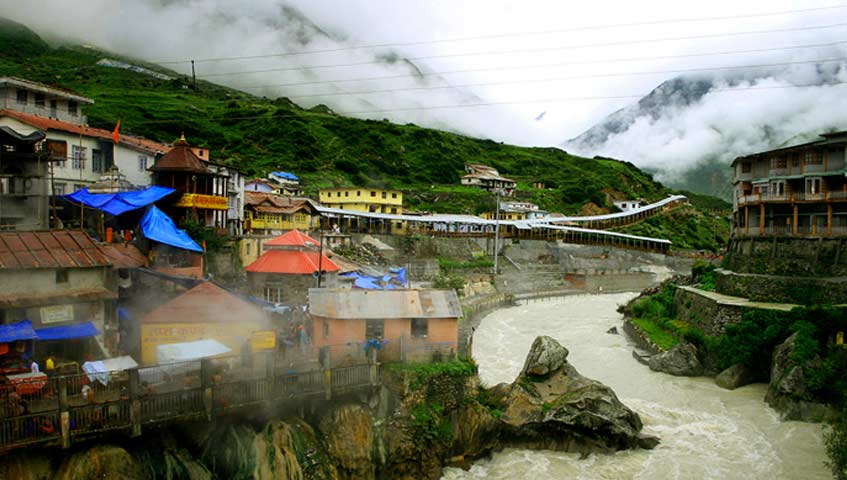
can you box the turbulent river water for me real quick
[442,293,828,480]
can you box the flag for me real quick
[112,117,121,143]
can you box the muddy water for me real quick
[443,293,828,480]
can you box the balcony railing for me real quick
[737,191,847,206]
[735,225,847,237]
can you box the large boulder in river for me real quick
[647,343,702,376]
[54,445,145,480]
[497,336,658,453]
[715,363,756,390]
[765,333,834,422]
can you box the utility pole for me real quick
[191,60,197,91]
[316,231,324,288]
[493,189,500,275]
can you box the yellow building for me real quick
[319,187,403,214]
[243,192,319,235]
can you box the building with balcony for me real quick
[480,201,547,221]
[318,187,403,214]
[731,130,847,238]
[0,126,52,230]
[460,164,516,197]
[243,192,319,235]
[0,78,170,194]
[150,135,229,229]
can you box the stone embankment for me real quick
[0,337,656,479]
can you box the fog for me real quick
[1,0,845,171]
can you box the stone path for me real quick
[678,286,797,311]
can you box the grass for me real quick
[631,317,679,351]
[613,204,731,252]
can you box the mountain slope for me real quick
[0,18,672,216]
[563,62,847,199]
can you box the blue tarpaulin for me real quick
[141,206,204,253]
[63,186,176,216]
[341,267,408,290]
[35,322,99,341]
[0,320,36,343]
[270,171,299,181]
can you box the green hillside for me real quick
[0,19,674,215]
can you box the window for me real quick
[68,100,78,116]
[741,161,752,174]
[264,285,283,303]
[391,193,397,199]
[411,318,428,338]
[50,99,57,116]
[71,145,86,170]
[365,319,384,339]
[391,208,397,214]
[771,157,787,169]
[33,92,45,108]
[138,155,148,171]
[92,149,104,173]
[55,269,68,284]
[16,89,26,104]
[805,151,823,165]
[370,191,376,197]
[806,177,822,194]
[54,182,66,195]
[356,190,361,197]
[344,191,349,197]
[323,321,329,338]
[381,191,387,199]
[791,154,801,169]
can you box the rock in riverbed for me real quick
[647,343,702,377]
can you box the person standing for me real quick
[30,360,39,374]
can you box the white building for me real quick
[0,78,170,194]
[613,200,646,212]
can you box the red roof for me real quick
[0,230,111,269]
[245,250,339,275]
[265,229,320,248]
[0,109,170,155]
[99,243,147,269]
[142,281,266,324]
[149,137,207,173]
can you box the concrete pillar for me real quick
[759,204,765,235]
[58,377,70,449]
[793,205,798,235]
[744,206,749,235]
[828,204,833,236]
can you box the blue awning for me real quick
[35,321,99,341]
[63,186,176,216]
[271,171,298,181]
[0,320,36,343]
[141,206,204,253]
[341,267,408,290]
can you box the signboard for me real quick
[251,330,277,351]
[173,193,228,210]
[140,321,261,364]
[40,304,74,324]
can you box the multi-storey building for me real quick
[460,164,516,197]
[0,126,51,230]
[0,78,170,193]
[318,187,403,214]
[731,131,847,237]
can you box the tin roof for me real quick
[308,288,462,319]
[265,229,319,248]
[149,137,207,173]
[245,250,339,275]
[141,281,267,325]
[0,109,170,155]
[98,243,147,268]
[0,230,112,269]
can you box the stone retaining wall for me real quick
[716,268,847,304]
[673,288,744,336]
[725,237,847,277]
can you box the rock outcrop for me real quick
[647,343,703,376]
[319,404,377,479]
[715,363,755,390]
[54,445,145,480]
[765,333,834,422]
[496,336,658,452]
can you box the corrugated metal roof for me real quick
[245,250,339,274]
[0,231,111,269]
[265,230,320,248]
[99,243,147,268]
[308,288,462,319]
[142,282,267,325]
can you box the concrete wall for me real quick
[715,268,847,304]
[725,237,847,277]
[673,287,743,336]
[0,267,105,295]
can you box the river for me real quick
[443,293,828,480]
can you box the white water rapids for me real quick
[443,293,828,480]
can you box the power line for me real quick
[234,40,847,89]
[154,4,847,64]
[126,79,847,125]
[278,57,847,99]
[196,21,847,78]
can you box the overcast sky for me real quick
[1,0,846,149]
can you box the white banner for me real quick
[40,304,74,324]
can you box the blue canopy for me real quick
[270,171,299,181]
[35,322,99,341]
[63,186,175,216]
[341,267,408,290]
[0,320,36,343]
[141,206,204,253]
